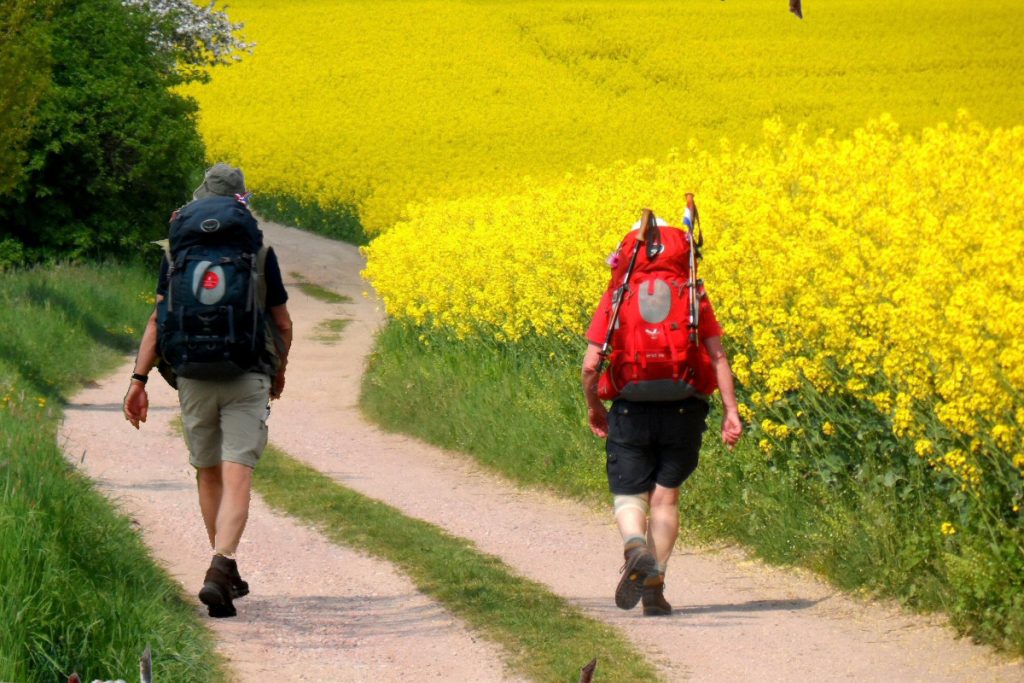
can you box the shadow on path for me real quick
[678,597,828,615]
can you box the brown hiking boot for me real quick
[641,574,672,616]
[198,555,238,618]
[615,543,657,610]
[222,556,249,599]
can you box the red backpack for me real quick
[597,207,717,401]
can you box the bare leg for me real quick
[649,485,680,570]
[213,461,253,556]
[196,465,223,549]
[615,506,648,544]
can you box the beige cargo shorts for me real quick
[177,372,270,469]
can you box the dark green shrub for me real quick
[0,0,53,196]
[0,0,205,263]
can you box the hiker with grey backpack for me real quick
[123,163,293,618]
[581,199,742,616]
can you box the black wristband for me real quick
[131,373,149,385]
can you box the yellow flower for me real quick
[914,439,934,458]
[869,392,893,414]
[760,420,791,440]
[845,377,868,394]
[990,424,1014,450]
[822,422,835,437]
[940,522,956,536]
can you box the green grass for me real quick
[312,317,351,343]
[361,321,1024,656]
[0,264,226,683]
[288,271,352,304]
[253,444,660,682]
[258,193,367,245]
[361,324,608,501]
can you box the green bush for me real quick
[0,0,205,263]
[0,0,53,197]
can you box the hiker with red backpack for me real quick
[581,199,742,616]
[123,163,293,618]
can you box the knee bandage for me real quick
[613,492,650,518]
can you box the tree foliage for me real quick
[0,0,208,264]
[0,0,53,198]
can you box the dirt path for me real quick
[61,366,523,681]
[63,218,1023,682]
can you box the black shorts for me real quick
[606,397,710,494]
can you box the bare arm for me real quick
[269,303,293,399]
[581,343,608,438]
[123,295,163,429]
[703,336,743,448]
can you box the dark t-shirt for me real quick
[156,247,289,307]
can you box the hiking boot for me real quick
[222,556,250,599]
[641,575,672,617]
[198,555,238,618]
[615,544,657,610]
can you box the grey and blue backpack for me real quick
[157,195,274,381]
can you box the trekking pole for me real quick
[600,209,657,360]
[683,193,703,345]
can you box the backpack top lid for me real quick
[610,220,694,285]
[169,195,262,254]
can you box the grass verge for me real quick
[362,324,606,501]
[258,193,367,245]
[288,271,353,304]
[0,264,226,682]
[253,443,660,682]
[360,321,1024,656]
[312,318,351,343]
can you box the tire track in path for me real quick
[261,219,1024,682]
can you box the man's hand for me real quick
[581,343,609,438]
[587,402,609,439]
[721,409,743,449]
[271,369,286,399]
[123,382,149,429]
[269,304,292,401]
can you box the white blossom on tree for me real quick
[122,0,254,78]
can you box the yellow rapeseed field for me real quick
[187,0,1024,641]
[364,113,1024,489]
[189,0,1024,506]
[188,0,1024,233]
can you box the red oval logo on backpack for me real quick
[202,271,220,290]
